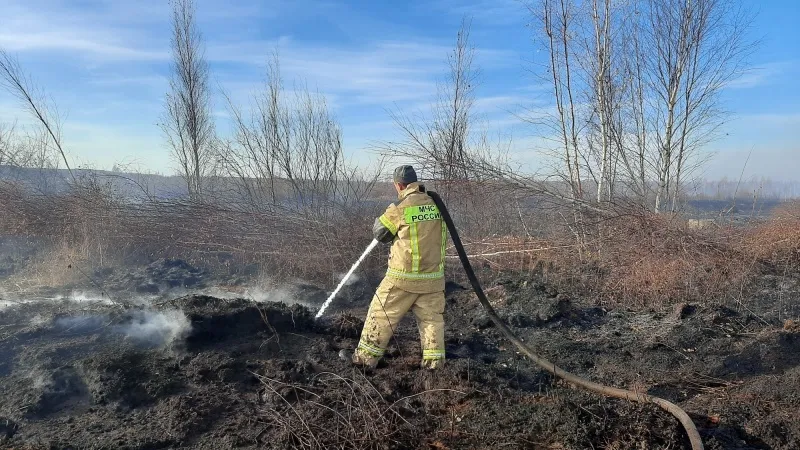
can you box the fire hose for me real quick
[427,190,704,450]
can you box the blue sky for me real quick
[0,0,798,180]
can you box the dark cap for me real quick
[393,165,418,184]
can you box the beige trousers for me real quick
[353,277,445,369]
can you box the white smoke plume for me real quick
[30,314,48,326]
[115,309,191,348]
[0,290,136,311]
[243,286,295,304]
[0,291,37,310]
[30,370,51,390]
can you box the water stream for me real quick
[315,239,379,319]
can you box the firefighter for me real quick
[351,165,447,370]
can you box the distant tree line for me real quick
[688,178,800,200]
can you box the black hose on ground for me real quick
[427,191,704,450]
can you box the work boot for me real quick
[421,359,444,370]
[353,355,379,370]
[345,349,379,371]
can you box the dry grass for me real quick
[0,180,383,290]
[456,203,800,308]
[590,213,749,307]
[742,202,800,270]
[5,243,88,290]
[447,236,569,268]
[258,372,393,449]
[2,176,798,309]
[255,371,464,450]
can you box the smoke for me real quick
[55,291,116,306]
[0,300,21,310]
[196,285,263,301]
[0,290,143,311]
[159,282,333,310]
[30,371,51,390]
[30,314,47,326]
[0,297,36,310]
[54,314,108,332]
[0,292,114,311]
[114,309,191,348]
[243,286,294,304]
[176,284,301,306]
[28,308,191,348]
[336,272,361,286]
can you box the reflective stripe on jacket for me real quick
[373,182,446,293]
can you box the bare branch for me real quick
[0,49,73,176]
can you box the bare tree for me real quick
[652,0,752,212]
[618,8,651,204]
[629,0,753,212]
[219,54,383,217]
[382,19,479,186]
[527,0,585,202]
[0,50,72,175]
[219,56,285,209]
[377,19,490,230]
[523,0,752,213]
[161,0,215,201]
[0,122,14,167]
[435,19,478,195]
[587,0,614,203]
[378,19,567,237]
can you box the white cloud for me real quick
[0,101,31,125]
[1,1,167,61]
[725,61,796,89]
[0,32,167,61]
[206,35,519,107]
[473,95,521,114]
[219,41,445,105]
[2,0,520,115]
[204,37,293,64]
[703,147,799,182]
[5,0,791,183]
[87,75,166,88]
[699,112,800,181]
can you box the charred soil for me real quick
[1,271,799,449]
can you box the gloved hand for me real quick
[373,217,395,243]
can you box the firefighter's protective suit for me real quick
[353,182,447,369]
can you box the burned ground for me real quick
[1,267,798,450]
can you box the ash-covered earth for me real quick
[1,263,799,449]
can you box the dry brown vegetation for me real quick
[742,202,800,271]
[255,371,462,450]
[589,214,747,307]
[3,170,797,312]
[450,202,800,309]
[0,178,382,290]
